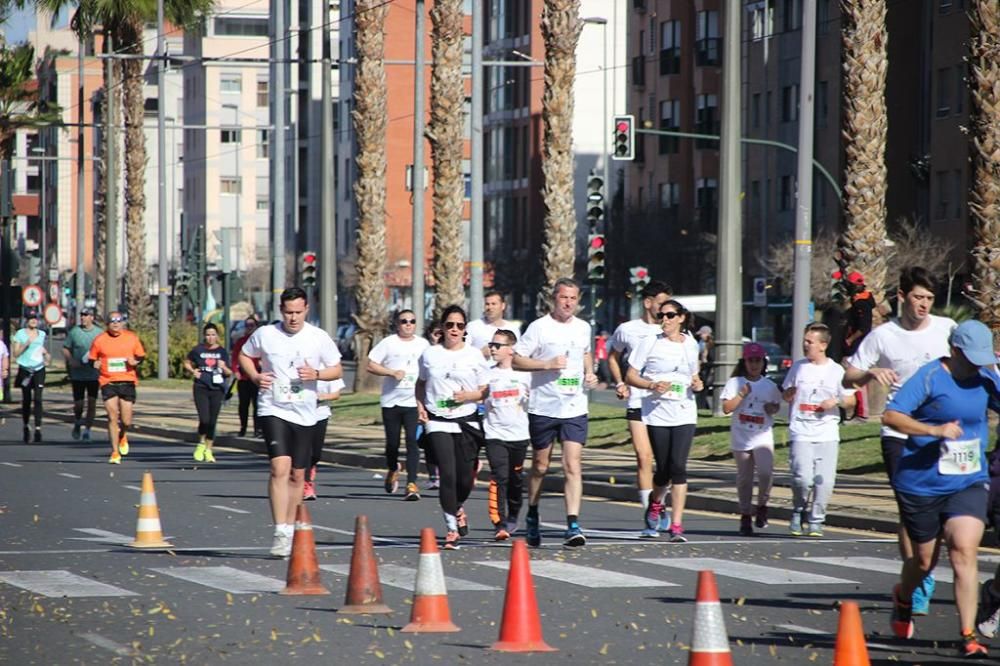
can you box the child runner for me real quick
[483,329,532,541]
[304,377,346,500]
[720,342,782,536]
[782,322,854,537]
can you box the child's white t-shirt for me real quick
[720,376,782,451]
[483,367,531,441]
[782,358,847,442]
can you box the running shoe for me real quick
[807,522,824,538]
[912,573,935,616]
[658,504,670,532]
[425,477,440,490]
[789,511,803,536]
[443,530,461,550]
[71,422,81,440]
[108,451,122,465]
[494,526,510,541]
[118,434,129,457]
[755,505,769,528]
[456,507,469,537]
[505,519,518,535]
[960,630,989,658]
[404,482,420,501]
[563,525,586,548]
[303,481,317,501]
[739,515,754,537]
[384,464,401,494]
[525,513,541,548]
[81,427,91,442]
[270,532,292,558]
[641,501,662,538]
[668,524,688,543]
[977,580,1000,638]
[193,443,206,462]
[204,449,216,463]
[891,584,915,639]
[33,429,41,443]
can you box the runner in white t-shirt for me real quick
[608,280,674,524]
[238,287,343,558]
[626,299,704,542]
[512,278,598,549]
[464,290,520,359]
[366,309,430,500]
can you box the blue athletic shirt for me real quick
[886,359,1000,496]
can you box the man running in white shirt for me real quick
[465,291,520,359]
[239,287,343,558]
[513,278,598,548]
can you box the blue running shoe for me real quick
[525,513,541,548]
[563,524,586,548]
[911,573,935,616]
[641,501,662,538]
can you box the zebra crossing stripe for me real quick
[150,566,285,594]
[476,559,677,588]
[636,557,858,585]
[797,556,993,584]
[0,570,138,597]
[69,528,134,544]
[320,564,499,591]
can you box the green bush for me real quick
[133,323,203,379]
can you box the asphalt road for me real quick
[0,416,996,665]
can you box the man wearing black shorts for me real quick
[88,311,145,464]
[63,308,103,441]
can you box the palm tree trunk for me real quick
[351,0,390,392]
[539,0,582,315]
[427,0,465,319]
[838,0,889,323]
[94,81,109,317]
[970,0,1000,334]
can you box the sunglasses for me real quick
[487,342,511,350]
[444,321,466,330]
[656,311,682,320]
[398,318,417,325]
[109,317,125,323]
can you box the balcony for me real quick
[633,0,647,11]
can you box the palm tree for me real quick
[351,0,390,392]
[0,43,61,169]
[969,0,1000,333]
[539,0,581,314]
[838,0,889,323]
[426,0,464,318]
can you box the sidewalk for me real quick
[33,385,901,534]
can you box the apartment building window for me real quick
[659,99,680,154]
[659,182,680,217]
[221,177,242,194]
[782,84,799,122]
[936,67,952,117]
[214,16,268,36]
[935,170,949,219]
[817,0,830,34]
[220,128,241,144]
[695,94,719,148]
[660,20,681,75]
[632,55,646,87]
[766,90,773,125]
[953,169,963,218]
[783,0,801,31]
[696,178,718,228]
[955,64,965,115]
[817,81,828,127]
[696,11,720,66]
[749,1,774,41]
[220,75,241,93]
[256,129,269,158]
[780,175,793,211]
[752,93,761,128]
[256,79,268,107]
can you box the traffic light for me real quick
[586,173,604,230]
[587,234,606,282]
[26,254,41,285]
[612,114,635,161]
[175,270,191,298]
[629,266,649,290]
[301,251,318,288]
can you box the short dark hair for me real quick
[281,287,308,305]
[805,321,831,343]
[202,323,219,335]
[396,309,415,321]
[493,328,517,345]
[439,304,468,326]
[552,277,580,296]
[898,266,938,296]
[484,290,505,302]
[641,280,673,301]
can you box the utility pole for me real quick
[791,0,818,360]
[156,0,169,379]
[270,0,287,319]
[320,24,338,336]
[411,0,427,331]
[75,42,86,322]
[713,0,743,415]
[104,33,118,313]
[469,0,484,319]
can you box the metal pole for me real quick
[601,21,608,332]
[469,0,484,319]
[713,0,743,416]
[320,31,338,336]
[271,0,287,319]
[791,0,817,361]
[39,144,45,284]
[156,0,169,379]
[104,34,118,313]
[411,0,427,331]
[76,44,86,322]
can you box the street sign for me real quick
[48,281,60,305]
[43,302,61,325]
[22,285,43,308]
[753,277,767,307]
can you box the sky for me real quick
[1,8,34,45]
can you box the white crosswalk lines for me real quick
[798,556,993,584]
[69,528,134,545]
[636,557,858,585]
[0,462,22,467]
[476,559,678,588]
[0,570,139,597]
[151,566,285,594]
[320,564,499,591]
[58,472,82,479]
[210,505,251,515]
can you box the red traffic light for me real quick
[302,252,317,265]
[616,120,630,133]
[589,236,605,250]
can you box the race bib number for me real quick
[108,357,127,373]
[272,379,305,404]
[212,372,224,384]
[738,410,767,429]
[796,403,822,421]
[556,375,581,395]
[398,373,416,390]
[938,439,981,476]
[435,398,461,411]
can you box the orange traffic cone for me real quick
[833,601,871,666]
[490,539,556,652]
[688,570,733,666]
[401,528,460,633]
[280,505,330,595]
[128,471,172,549]
[338,515,392,614]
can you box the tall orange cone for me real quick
[688,570,733,665]
[280,505,330,595]
[338,515,392,614]
[833,601,871,666]
[401,528,460,633]
[490,539,556,652]
[128,471,172,549]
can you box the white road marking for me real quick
[476,559,677,588]
[124,485,142,491]
[311,524,403,544]
[320,563,499,592]
[57,472,82,479]
[79,632,138,657]
[774,624,895,651]
[637,557,858,584]
[210,505,250,514]
[798,556,993,584]
[1,462,22,467]
[68,528,134,545]
[540,521,642,540]
[0,570,138,597]
[151,566,285,594]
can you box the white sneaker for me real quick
[269,532,292,558]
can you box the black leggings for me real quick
[426,431,477,517]
[485,439,527,525]
[16,367,44,428]
[193,384,225,440]
[237,379,259,433]
[382,406,420,483]
[647,424,696,486]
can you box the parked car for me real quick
[758,341,793,385]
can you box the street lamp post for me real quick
[31,146,46,284]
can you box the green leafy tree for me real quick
[0,42,61,168]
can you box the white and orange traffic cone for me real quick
[688,570,732,666]
[128,471,172,549]
[280,505,330,595]
[401,527,459,633]
[833,601,870,666]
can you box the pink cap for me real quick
[743,342,767,360]
[846,271,865,285]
